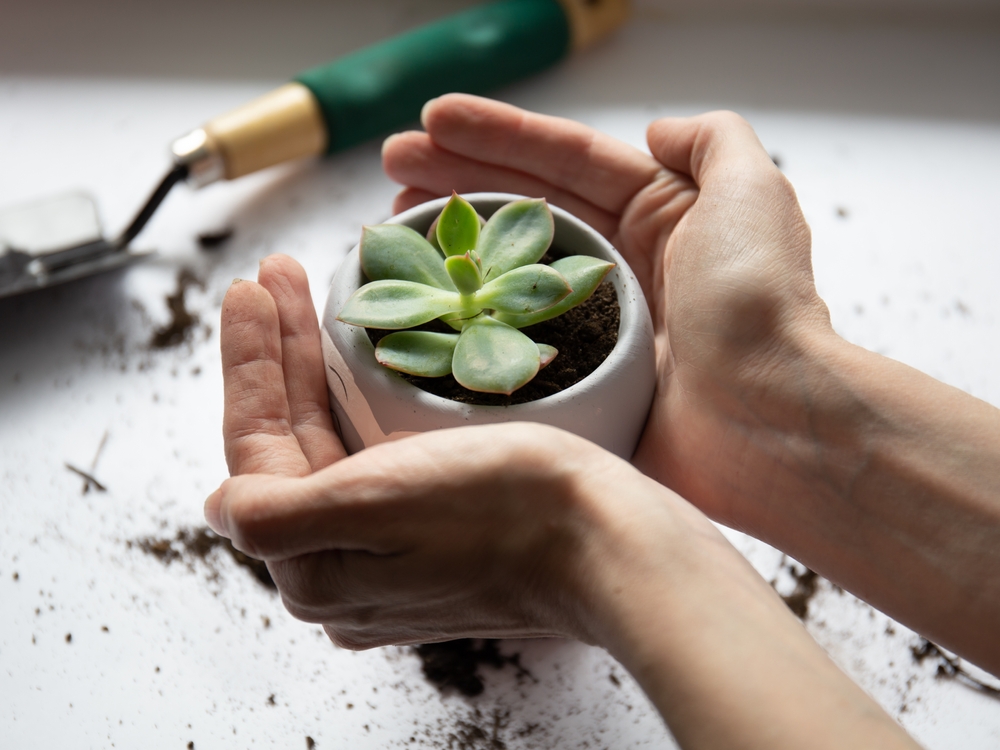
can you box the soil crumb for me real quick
[131,526,275,590]
[151,269,203,349]
[306,737,316,749]
[414,639,531,697]
[197,228,234,250]
[367,279,620,406]
[911,638,1000,698]
[770,558,821,620]
[449,708,509,749]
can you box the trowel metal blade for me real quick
[0,192,152,299]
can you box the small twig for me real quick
[90,430,109,472]
[65,463,106,493]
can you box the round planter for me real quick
[321,192,656,459]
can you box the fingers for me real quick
[382,130,620,238]
[420,94,661,215]
[257,255,346,471]
[205,471,397,559]
[221,280,313,477]
[646,110,778,188]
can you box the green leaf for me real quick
[426,212,485,252]
[444,252,483,295]
[452,317,541,394]
[494,256,614,328]
[478,198,554,282]
[476,264,571,315]
[436,193,480,257]
[359,225,454,290]
[375,331,459,377]
[338,280,463,329]
[537,343,558,368]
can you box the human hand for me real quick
[220,254,345,479]
[205,421,717,647]
[381,95,833,531]
[204,421,919,750]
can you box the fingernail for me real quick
[231,278,244,286]
[204,487,227,536]
[420,97,438,129]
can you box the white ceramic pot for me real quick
[321,193,656,459]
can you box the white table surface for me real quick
[2,4,999,748]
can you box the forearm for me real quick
[681,330,1000,673]
[575,481,919,750]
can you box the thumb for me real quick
[646,110,777,189]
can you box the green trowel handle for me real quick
[179,0,629,183]
[297,0,568,153]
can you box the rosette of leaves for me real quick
[338,193,614,395]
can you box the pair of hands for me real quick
[208,94,831,648]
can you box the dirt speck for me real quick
[197,228,234,250]
[131,527,275,590]
[770,559,821,620]
[414,640,532,697]
[65,633,72,643]
[306,737,316,749]
[836,206,849,219]
[911,638,1000,698]
[151,269,204,349]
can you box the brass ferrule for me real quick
[171,82,328,187]
[556,0,631,51]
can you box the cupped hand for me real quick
[205,421,715,649]
[382,95,834,529]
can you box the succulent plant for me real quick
[338,193,614,395]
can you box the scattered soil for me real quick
[448,708,510,749]
[769,557,821,620]
[366,280,620,406]
[197,228,234,250]
[780,566,820,620]
[150,269,203,349]
[911,638,1000,698]
[414,640,532,697]
[130,526,275,590]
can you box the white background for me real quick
[2,1,999,748]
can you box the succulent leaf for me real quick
[476,264,571,315]
[338,280,463,329]
[478,198,554,282]
[359,225,454,290]
[375,331,459,377]
[494,256,614,328]
[426,212,485,252]
[436,193,481,257]
[444,252,484,295]
[537,343,558,368]
[452,316,541,395]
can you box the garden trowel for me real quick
[0,0,629,299]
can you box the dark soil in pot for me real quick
[365,280,620,407]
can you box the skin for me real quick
[205,94,1000,747]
